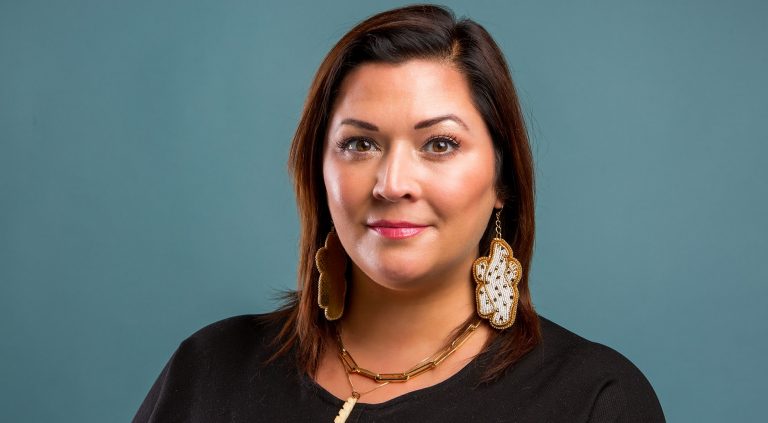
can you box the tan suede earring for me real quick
[315,228,347,321]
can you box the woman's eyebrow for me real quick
[339,114,468,132]
[340,118,379,131]
[414,114,468,130]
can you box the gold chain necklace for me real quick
[333,320,481,423]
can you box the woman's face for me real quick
[323,59,502,292]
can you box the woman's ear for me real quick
[493,179,508,210]
[493,191,504,210]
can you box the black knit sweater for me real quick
[133,315,664,422]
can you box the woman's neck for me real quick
[314,262,492,404]
[338,265,483,369]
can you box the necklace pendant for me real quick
[334,395,358,423]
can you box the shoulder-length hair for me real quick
[275,4,540,381]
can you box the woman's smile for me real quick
[366,220,430,239]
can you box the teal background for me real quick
[1,0,766,421]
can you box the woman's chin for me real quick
[351,248,461,292]
[358,263,444,293]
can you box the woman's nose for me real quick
[372,145,420,202]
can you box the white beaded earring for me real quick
[472,208,522,329]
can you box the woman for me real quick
[134,5,664,422]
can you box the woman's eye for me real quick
[423,136,459,154]
[339,137,377,152]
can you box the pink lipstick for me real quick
[367,220,428,239]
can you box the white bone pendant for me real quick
[334,395,358,423]
[473,238,522,329]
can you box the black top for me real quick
[133,315,664,422]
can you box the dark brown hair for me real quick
[274,3,540,381]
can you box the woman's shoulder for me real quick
[185,313,280,341]
[179,313,284,354]
[536,316,649,378]
[513,315,665,421]
[132,313,296,422]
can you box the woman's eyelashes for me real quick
[336,134,461,158]
[422,135,460,156]
[336,136,378,153]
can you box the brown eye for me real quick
[433,139,449,152]
[354,139,373,152]
[424,136,459,154]
[338,137,377,153]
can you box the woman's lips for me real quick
[367,220,428,239]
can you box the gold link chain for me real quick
[337,320,480,383]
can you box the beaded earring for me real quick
[472,208,522,329]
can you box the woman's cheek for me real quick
[433,160,495,211]
[326,162,372,217]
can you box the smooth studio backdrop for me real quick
[1,1,766,421]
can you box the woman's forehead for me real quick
[328,60,482,133]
